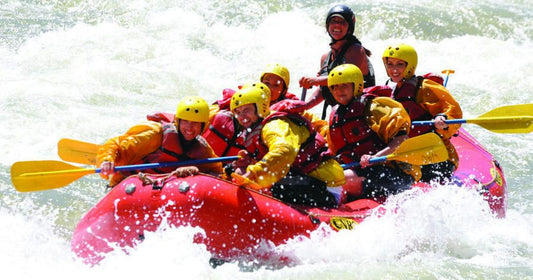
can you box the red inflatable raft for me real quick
[71,128,506,265]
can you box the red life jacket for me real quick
[271,91,300,104]
[392,76,434,137]
[128,114,208,174]
[422,72,444,85]
[240,111,333,174]
[206,89,302,157]
[270,99,307,114]
[328,96,387,164]
[362,85,393,98]
[214,88,236,111]
[146,112,175,123]
[202,110,245,157]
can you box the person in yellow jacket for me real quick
[97,96,223,187]
[260,63,329,138]
[326,64,417,199]
[382,43,462,183]
[230,85,346,208]
[203,63,328,158]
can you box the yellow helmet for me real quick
[241,81,272,99]
[328,64,364,97]
[382,43,418,79]
[175,96,210,124]
[260,63,290,88]
[230,86,271,118]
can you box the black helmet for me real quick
[325,4,356,39]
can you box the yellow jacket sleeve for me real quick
[366,97,411,143]
[308,158,346,187]
[299,110,329,138]
[367,97,422,181]
[246,117,308,188]
[417,79,463,139]
[96,121,163,169]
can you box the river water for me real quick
[1,0,533,279]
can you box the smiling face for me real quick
[330,82,354,105]
[327,16,349,41]
[261,73,285,102]
[178,119,203,141]
[385,57,408,83]
[233,103,260,129]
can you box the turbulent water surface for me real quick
[1,0,533,279]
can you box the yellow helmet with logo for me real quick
[260,63,290,88]
[230,86,271,118]
[328,64,364,97]
[382,43,418,79]
[175,96,210,124]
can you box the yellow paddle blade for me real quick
[387,133,449,165]
[58,138,100,165]
[471,104,533,133]
[11,161,95,192]
[231,173,266,191]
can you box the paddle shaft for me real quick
[341,156,388,169]
[412,119,466,126]
[301,88,307,100]
[104,156,238,173]
[441,69,455,87]
[413,116,533,126]
[18,156,239,178]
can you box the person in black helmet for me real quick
[299,4,375,116]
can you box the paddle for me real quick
[441,69,455,87]
[340,132,448,169]
[11,156,239,192]
[301,88,307,101]
[231,173,264,191]
[58,138,99,165]
[411,103,533,134]
[231,133,449,190]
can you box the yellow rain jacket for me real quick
[300,110,329,138]
[417,79,463,167]
[246,117,345,189]
[97,121,222,186]
[366,97,412,144]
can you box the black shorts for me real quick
[420,160,456,183]
[355,165,414,198]
[271,172,337,208]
